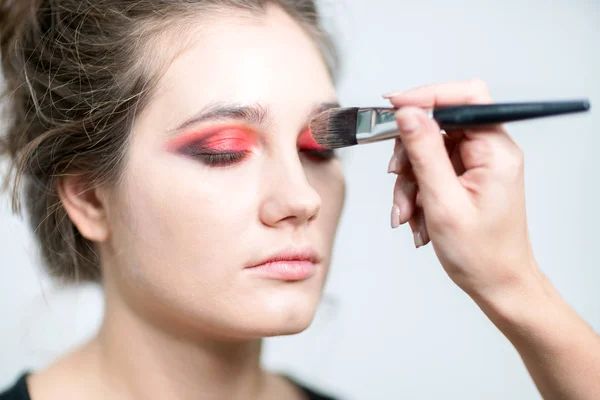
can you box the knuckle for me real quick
[514,142,524,157]
[470,139,493,161]
[405,131,443,168]
[466,78,492,103]
[500,145,524,177]
[509,147,525,173]
[468,78,488,92]
[514,144,525,164]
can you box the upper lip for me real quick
[246,247,321,268]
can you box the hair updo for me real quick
[0,0,338,284]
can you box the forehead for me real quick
[153,6,335,118]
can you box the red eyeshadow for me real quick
[297,128,326,150]
[167,125,258,152]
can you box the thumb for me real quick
[395,107,464,211]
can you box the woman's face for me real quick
[103,6,345,339]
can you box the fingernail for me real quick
[421,227,430,245]
[383,91,404,99]
[413,231,425,248]
[387,152,399,174]
[391,204,401,229]
[419,214,430,245]
[395,109,421,135]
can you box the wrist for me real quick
[470,263,595,350]
[469,262,561,339]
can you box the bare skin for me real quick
[17,5,599,400]
[28,5,343,400]
[387,80,600,399]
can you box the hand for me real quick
[385,79,540,298]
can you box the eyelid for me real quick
[167,124,258,152]
[195,151,249,166]
[297,127,326,150]
[201,136,253,150]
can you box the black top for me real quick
[0,375,29,400]
[0,373,337,400]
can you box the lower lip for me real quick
[246,261,317,281]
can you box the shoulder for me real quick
[1,372,341,400]
[1,352,90,400]
[0,373,31,400]
[297,384,338,400]
[287,376,339,400]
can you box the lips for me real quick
[248,248,320,268]
[245,248,321,281]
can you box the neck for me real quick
[86,283,267,400]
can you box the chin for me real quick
[242,289,321,338]
[256,314,316,338]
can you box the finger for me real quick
[447,137,466,176]
[416,137,462,207]
[409,208,430,248]
[387,139,406,174]
[459,130,520,174]
[384,78,494,108]
[391,172,417,229]
[415,190,422,208]
[395,107,465,211]
[388,139,414,177]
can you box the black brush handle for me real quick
[432,100,590,130]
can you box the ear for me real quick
[57,175,110,243]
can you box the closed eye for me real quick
[297,127,336,161]
[300,148,336,161]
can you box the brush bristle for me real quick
[309,107,359,149]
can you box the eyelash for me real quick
[185,150,250,166]
[183,147,336,167]
[300,149,336,161]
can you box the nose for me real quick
[259,152,322,228]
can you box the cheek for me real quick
[107,144,260,282]
[305,160,346,226]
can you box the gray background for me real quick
[1,0,598,398]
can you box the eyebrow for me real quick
[169,101,341,134]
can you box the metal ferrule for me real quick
[355,108,434,144]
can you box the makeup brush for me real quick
[309,100,591,149]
